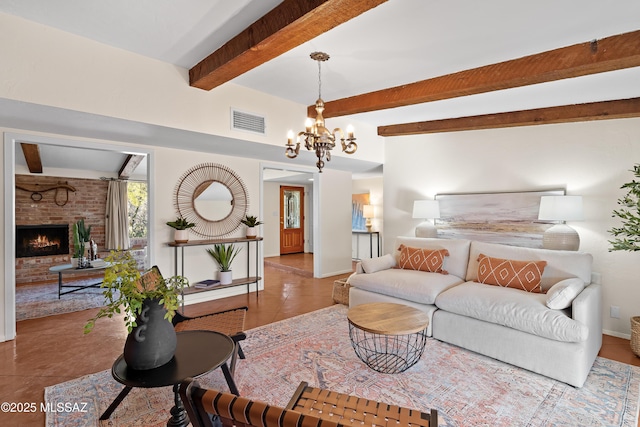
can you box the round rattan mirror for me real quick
[173,163,249,238]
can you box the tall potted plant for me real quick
[241,215,263,239]
[84,250,189,370]
[206,244,242,285]
[167,217,196,243]
[608,164,640,355]
[71,219,92,268]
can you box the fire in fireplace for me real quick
[16,224,70,258]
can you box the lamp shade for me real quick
[538,196,583,221]
[412,200,440,219]
[362,205,374,219]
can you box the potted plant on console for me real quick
[84,250,189,370]
[608,163,640,356]
[206,243,242,285]
[241,215,263,239]
[167,217,196,243]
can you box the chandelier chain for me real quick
[317,60,322,100]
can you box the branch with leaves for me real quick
[609,164,640,252]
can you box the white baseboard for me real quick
[603,329,631,340]
[182,282,263,307]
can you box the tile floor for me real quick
[0,253,638,426]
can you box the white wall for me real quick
[383,118,640,337]
[263,182,281,257]
[0,12,384,165]
[153,148,261,283]
[317,169,353,278]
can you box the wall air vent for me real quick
[231,109,266,135]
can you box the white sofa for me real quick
[348,237,602,388]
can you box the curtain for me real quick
[105,180,130,250]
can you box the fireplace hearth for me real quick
[16,224,70,258]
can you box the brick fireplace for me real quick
[15,175,108,284]
[16,224,70,258]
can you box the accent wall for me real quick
[382,117,640,337]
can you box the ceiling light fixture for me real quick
[285,52,357,173]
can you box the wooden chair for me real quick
[178,379,437,427]
[173,306,248,377]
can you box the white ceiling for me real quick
[2,0,640,175]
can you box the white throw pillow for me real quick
[545,278,585,310]
[361,254,396,274]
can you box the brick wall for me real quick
[15,175,109,284]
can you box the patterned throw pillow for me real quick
[397,244,449,274]
[477,254,546,293]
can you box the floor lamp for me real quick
[412,200,440,238]
[538,195,583,251]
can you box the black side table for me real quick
[100,330,237,427]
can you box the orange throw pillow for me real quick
[476,254,546,293]
[397,244,449,274]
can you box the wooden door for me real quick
[280,186,305,254]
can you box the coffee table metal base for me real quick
[348,323,427,374]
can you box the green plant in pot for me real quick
[71,219,92,268]
[206,244,242,285]
[608,164,640,356]
[84,250,189,370]
[166,217,196,243]
[241,215,263,239]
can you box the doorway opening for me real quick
[280,185,305,255]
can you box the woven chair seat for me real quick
[179,379,437,427]
[287,382,436,427]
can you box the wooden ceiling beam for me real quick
[190,0,387,90]
[118,154,145,179]
[20,143,43,174]
[378,97,640,136]
[315,30,640,118]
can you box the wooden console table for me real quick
[168,237,262,299]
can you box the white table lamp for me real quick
[363,205,374,231]
[538,195,583,251]
[412,200,440,238]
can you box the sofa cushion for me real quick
[361,254,396,274]
[435,282,588,342]
[397,245,449,273]
[466,241,593,291]
[394,237,471,279]
[546,278,585,310]
[477,254,546,293]
[349,269,464,305]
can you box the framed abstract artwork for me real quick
[352,193,370,231]
[435,189,564,247]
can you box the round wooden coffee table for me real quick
[347,302,429,374]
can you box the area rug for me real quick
[16,280,109,321]
[45,305,640,427]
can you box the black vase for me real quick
[123,298,177,370]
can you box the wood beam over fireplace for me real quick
[20,143,43,174]
[189,0,387,90]
[313,30,640,118]
[378,98,640,136]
